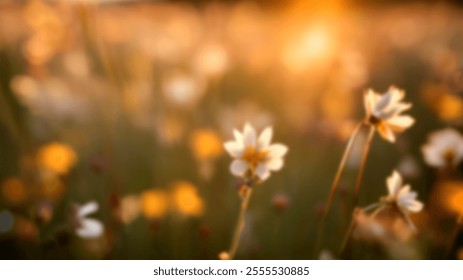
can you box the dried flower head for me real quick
[421,128,463,168]
[364,86,414,142]
[224,123,288,183]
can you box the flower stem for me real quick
[444,213,463,259]
[228,187,253,259]
[339,208,360,257]
[352,125,375,209]
[314,122,363,257]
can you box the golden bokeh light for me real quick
[141,189,168,219]
[170,181,204,217]
[2,177,28,205]
[37,142,77,175]
[190,129,223,161]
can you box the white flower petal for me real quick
[387,115,415,130]
[421,128,463,168]
[377,122,396,143]
[243,123,257,147]
[403,200,424,213]
[77,201,99,218]
[397,185,412,198]
[363,90,375,117]
[233,129,244,144]
[76,218,104,238]
[421,144,446,167]
[230,159,248,177]
[255,164,271,181]
[388,86,405,103]
[373,91,393,115]
[266,158,284,171]
[386,170,402,196]
[224,141,243,158]
[267,144,288,159]
[257,126,273,149]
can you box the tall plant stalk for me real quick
[352,126,375,208]
[228,187,253,259]
[314,122,363,256]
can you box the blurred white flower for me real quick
[73,201,104,239]
[224,123,288,182]
[162,71,205,108]
[382,170,423,231]
[364,86,415,142]
[421,128,463,168]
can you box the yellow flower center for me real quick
[241,146,268,168]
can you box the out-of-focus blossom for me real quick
[36,200,54,225]
[271,193,290,212]
[190,129,223,161]
[397,155,421,179]
[353,208,417,257]
[141,190,168,219]
[162,71,205,108]
[37,142,77,175]
[319,249,335,260]
[72,201,104,239]
[421,128,463,168]
[421,83,463,123]
[2,178,28,205]
[438,94,463,123]
[364,86,415,142]
[10,76,90,122]
[23,0,66,66]
[155,116,185,146]
[353,209,387,243]
[431,180,463,215]
[119,195,141,224]
[224,123,288,182]
[218,251,230,260]
[381,170,423,231]
[445,182,463,216]
[0,210,14,234]
[170,181,204,217]
[190,129,223,180]
[193,43,229,79]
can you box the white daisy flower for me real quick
[72,201,104,239]
[224,123,288,183]
[364,86,415,142]
[382,170,423,231]
[421,128,463,168]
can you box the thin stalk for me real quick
[322,122,364,220]
[314,122,363,257]
[352,125,375,208]
[444,213,463,259]
[228,187,253,259]
[339,213,357,256]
